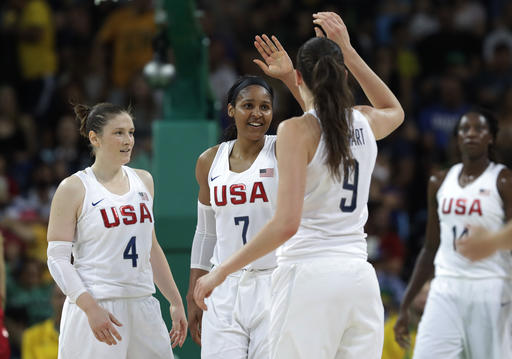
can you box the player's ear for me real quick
[227,103,235,118]
[295,69,303,86]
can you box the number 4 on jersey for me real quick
[123,236,138,267]
[452,226,468,250]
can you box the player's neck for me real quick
[232,137,265,159]
[91,160,124,183]
[461,156,490,177]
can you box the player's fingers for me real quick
[109,313,123,327]
[102,329,115,345]
[109,324,122,342]
[94,331,105,343]
[180,321,188,346]
[256,35,273,55]
[314,27,325,38]
[253,59,269,74]
[254,40,270,60]
[254,41,267,59]
[262,34,278,52]
[255,35,272,57]
[271,35,285,52]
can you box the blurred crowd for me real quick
[0,0,512,358]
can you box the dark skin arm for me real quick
[186,145,219,346]
[497,168,512,222]
[394,170,446,349]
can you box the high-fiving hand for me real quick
[253,34,294,80]
[312,12,352,52]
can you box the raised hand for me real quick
[169,303,188,348]
[312,12,352,52]
[253,34,294,80]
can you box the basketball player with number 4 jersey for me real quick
[47,103,187,358]
[395,110,512,359]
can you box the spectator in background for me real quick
[96,0,156,104]
[5,259,53,358]
[16,0,57,121]
[417,74,470,164]
[472,41,512,109]
[416,1,480,78]
[21,284,65,359]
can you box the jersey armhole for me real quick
[126,166,154,202]
[72,172,88,224]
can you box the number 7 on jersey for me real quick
[234,216,249,245]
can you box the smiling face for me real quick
[228,85,273,141]
[457,112,493,159]
[89,112,135,165]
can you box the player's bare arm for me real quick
[394,170,446,349]
[312,12,404,139]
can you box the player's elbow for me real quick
[275,218,300,243]
[390,106,405,130]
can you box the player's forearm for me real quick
[217,218,291,278]
[344,47,403,116]
[281,71,306,111]
[400,247,436,310]
[151,244,184,307]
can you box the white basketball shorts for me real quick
[58,295,173,359]
[270,257,384,359]
[201,268,273,359]
[413,276,512,359]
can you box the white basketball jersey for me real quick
[435,162,512,278]
[209,135,278,270]
[277,109,377,264]
[73,166,155,299]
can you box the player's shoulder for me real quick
[131,168,154,195]
[497,165,512,194]
[53,174,85,204]
[428,168,449,191]
[196,144,221,179]
[497,166,512,182]
[132,168,153,182]
[197,144,221,168]
[278,114,320,139]
[60,173,85,192]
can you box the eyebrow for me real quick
[240,99,272,103]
